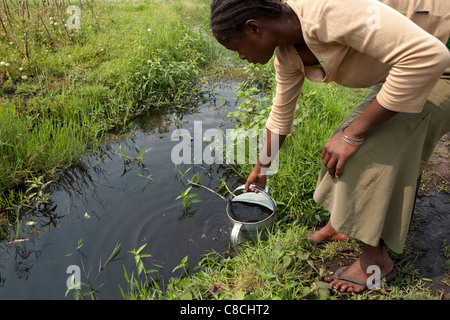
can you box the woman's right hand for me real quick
[244,128,286,192]
[244,164,267,192]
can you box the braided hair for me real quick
[210,0,283,43]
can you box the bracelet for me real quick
[340,126,365,146]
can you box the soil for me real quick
[409,134,450,299]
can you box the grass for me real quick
[123,219,446,301]
[0,0,223,236]
[153,223,329,300]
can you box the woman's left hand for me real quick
[321,131,362,178]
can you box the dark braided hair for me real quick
[210,0,283,43]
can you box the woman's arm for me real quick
[245,50,302,192]
[321,98,397,178]
[245,128,287,191]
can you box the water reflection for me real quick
[0,82,243,299]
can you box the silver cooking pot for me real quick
[226,185,277,251]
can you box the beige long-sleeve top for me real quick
[266,0,450,135]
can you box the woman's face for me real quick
[221,20,276,65]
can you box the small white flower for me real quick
[9,42,13,45]
[19,67,23,71]
[5,63,9,67]
[147,28,151,32]
[0,61,5,66]
[21,75,28,80]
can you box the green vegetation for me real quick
[2,0,448,301]
[0,0,221,235]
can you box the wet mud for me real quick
[409,135,450,298]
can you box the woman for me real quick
[210,0,450,293]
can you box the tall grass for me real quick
[0,99,96,188]
[0,0,222,234]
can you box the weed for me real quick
[65,239,122,300]
[176,186,201,210]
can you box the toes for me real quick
[328,280,366,294]
[330,280,347,292]
[337,282,349,292]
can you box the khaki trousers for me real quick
[313,77,450,253]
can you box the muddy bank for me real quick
[410,193,449,297]
[409,135,450,298]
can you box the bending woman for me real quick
[210,0,450,293]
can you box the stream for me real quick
[0,82,245,299]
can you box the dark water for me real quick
[228,202,274,223]
[0,82,246,299]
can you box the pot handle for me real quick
[232,184,276,209]
[230,222,243,250]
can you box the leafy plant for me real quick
[175,186,201,210]
[172,255,190,277]
[227,83,271,130]
[121,243,164,300]
[187,173,228,201]
[129,244,158,286]
[25,174,53,207]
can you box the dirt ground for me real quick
[409,134,450,299]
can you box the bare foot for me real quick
[308,220,348,243]
[325,241,394,293]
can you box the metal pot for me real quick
[226,185,277,250]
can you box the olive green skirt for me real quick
[313,78,450,253]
